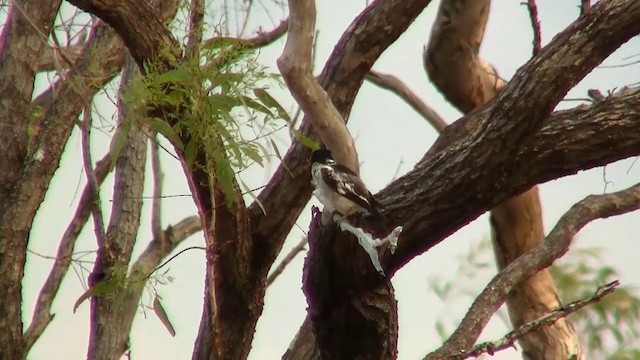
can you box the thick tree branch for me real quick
[425,183,640,359]
[385,87,640,272]
[278,0,358,170]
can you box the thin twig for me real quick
[366,70,448,132]
[267,237,308,286]
[456,281,620,359]
[80,106,107,246]
[523,0,542,56]
[144,246,206,280]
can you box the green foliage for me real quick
[428,238,640,357]
[122,38,289,205]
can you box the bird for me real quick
[310,149,384,220]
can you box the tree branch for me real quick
[425,182,640,359]
[455,281,620,360]
[366,69,447,132]
[87,56,148,360]
[267,237,307,287]
[524,0,542,56]
[24,154,112,352]
[278,0,358,170]
[80,106,107,247]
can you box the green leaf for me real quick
[242,143,263,167]
[253,88,291,122]
[291,129,319,150]
[240,178,266,215]
[146,118,183,149]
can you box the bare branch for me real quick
[130,216,202,279]
[80,106,107,246]
[455,281,620,360]
[24,154,112,351]
[277,0,357,170]
[267,237,307,286]
[202,18,289,48]
[87,56,148,359]
[150,134,164,242]
[524,0,542,56]
[366,70,447,132]
[425,183,640,359]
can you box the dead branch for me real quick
[80,106,107,246]
[524,0,542,56]
[24,154,112,351]
[277,0,358,170]
[366,70,448,132]
[455,281,620,360]
[425,182,640,359]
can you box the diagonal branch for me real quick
[425,182,640,359]
[366,70,447,132]
[24,153,112,352]
[278,0,358,170]
[455,281,620,360]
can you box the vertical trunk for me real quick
[0,1,61,358]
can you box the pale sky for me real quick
[20,1,640,359]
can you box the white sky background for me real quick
[19,0,640,359]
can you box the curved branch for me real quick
[278,0,358,170]
[366,70,448,132]
[425,183,640,358]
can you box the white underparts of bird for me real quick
[310,149,403,275]
[310,149,383,219]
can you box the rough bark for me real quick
[425,0,580,358]
[0,2,61,357]
[425,182,640,359]
[66,0,436,358]
[56,0,640,359]
[87,56,148,360]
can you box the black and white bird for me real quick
[311,149,384,220]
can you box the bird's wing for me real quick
[320,166,379,214]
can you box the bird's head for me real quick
[311,148,333,165]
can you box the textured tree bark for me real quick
[59,0,640,359]
[424,1,581,358]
